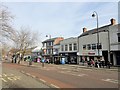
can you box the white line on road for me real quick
[7,77,13,81]
[60,71,87,77]
[61,68,67,69]
[21,71,25,73]
[31,75,36,78]
[39,79,46,83]
[78,74,87,77]
[1,78,7,82]
[26,73,30,76]
[3,74,7,77]
[102,79,118,84]
[50,84,60,88]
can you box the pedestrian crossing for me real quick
[0,73,21,83]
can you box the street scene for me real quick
[0,1,120,90]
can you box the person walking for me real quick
[28,56,32,66]
[42,58,45,67]
[101,58,105,68]
[91,59,95,67]
[107,61,111,69]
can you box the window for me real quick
[118,33,120,42]
[69,44,72,51]
[61,45,64,51]
[47,42,51,46]
[51,42,53,46]
[97,43,102,49]
[83,45,86,50]
[74,43,77,50]
[65,45,68,51]
[87,44,91,50]
[92,44,96,50]
[47,49,51,54]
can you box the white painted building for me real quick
[78,19,120,66]
[59,37,78,64]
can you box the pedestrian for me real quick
[101,58,105,68]
[107,61,111,69]
[11,54,15,63]
[28,56,32,66]
[97,60,100,68]
[87,59,91,67]
[42,58,45,67]
[37,57,40,63]
[82,58,85,66]
[91,59,95,67]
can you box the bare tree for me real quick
[0,4,15,44]
[14,27,39,64]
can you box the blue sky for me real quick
[2,1,118,46]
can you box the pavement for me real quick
[15,61,119,72]
[2,59,119,71]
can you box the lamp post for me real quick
[92,11,100,58]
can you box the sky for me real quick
[1,0,118,47]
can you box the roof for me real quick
[42,37,63,43]
[42,37,58,43]
[78,24,112,38]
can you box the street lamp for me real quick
[92,11,100,58]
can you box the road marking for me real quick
[21,71,25,73]
[31,75,36,78]
[50,84,59,88]
[61,68,67,69]
[60,71,87,77]
[102,79,118,84]
[7,77,14,81]
[3,74,7,77]
[14,76,21,80]
[1,78,7,82]
[39,79,46,83]
[26,73,30,76]
[78,74,87,77]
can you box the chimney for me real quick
[83,28,87,33]
[110,18,116,25]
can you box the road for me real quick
[2,62,119,90]
[2,63,51,89]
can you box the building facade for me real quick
[59,37,78,64]
[78,18,120,66]
[53,44,61,64]
[109,24,120,65]
[42,37,64,63]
